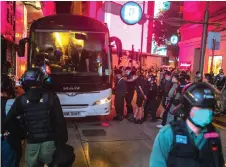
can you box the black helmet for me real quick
[172,82,216,118]
[21,68,45,87]
[182,82,216,108]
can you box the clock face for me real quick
[170,35,179,45]
[120,1,143,25]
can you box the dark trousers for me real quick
[162,96,167,109]
[125,90,134,114]
[115,95,125,117]
[144,99,157,120]
[161,96,168,126]
[1,138,21,167]
[161,109,168,126]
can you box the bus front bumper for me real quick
[62,102,111,117]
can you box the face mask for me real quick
[126,71,131,76]
[191,108,213,127]
[172,78,177,83]
[165,77,170,81]
[97,58,100,63]
[219,74,224,78]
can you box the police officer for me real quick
[125,67,137,118]
[144,75,158,122]
[195,71,202,82]
[126,67,136,119]
[3,68,68,167]
[204,73,213,84]
[150,82,225,167]
[114,69,127,121]
[214,69,226,91]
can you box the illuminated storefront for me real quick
[1,1,17,77]
[15,2,27,80]
[151,0,169,56]
[179,2,226,77]
[208,56,223,74]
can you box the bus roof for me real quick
[30,14,109,32]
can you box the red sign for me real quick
[1,1,16,42]
[179,62,192,70]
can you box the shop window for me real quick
[208,55,223,74]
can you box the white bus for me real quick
[18,14,121,117]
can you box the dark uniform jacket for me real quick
[3,88,68,146]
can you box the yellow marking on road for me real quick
[212,122,226,130]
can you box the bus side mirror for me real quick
[18,38,29,57]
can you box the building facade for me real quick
[1,1,56,80]
[179,2,226,77]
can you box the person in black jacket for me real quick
[125,67,137,118]
[133,71,148,124]
[3,68,68,167]
[144,75,158,122]
[114,69,127,121]
[159,71,173,109]
[1,75,22,167]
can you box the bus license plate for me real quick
[71,112,80,116]
[64,112,80,116]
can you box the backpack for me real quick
[53,144,75,167]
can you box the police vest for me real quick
[167,120,225,167]
[20,93,54,143]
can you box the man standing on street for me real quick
[150,82,225,167]
[144,75,158,122]
[3,68,68,167]
[114,69,127,121]
[157,71,173,128]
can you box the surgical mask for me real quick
[165,76,170,81]
[196,74,201,78]
[191,108,213,127]
[97,58,100,63]
[219,74,224,78]
[172,78,177,83]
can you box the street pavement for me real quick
[19,93,226,167]
[19,118,226,167]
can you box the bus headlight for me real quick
[93,97,111,105]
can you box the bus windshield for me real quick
[31,31,109,76]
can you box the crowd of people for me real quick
[1,60,226,167]
[113,64,226,166]
[113,64,226,126]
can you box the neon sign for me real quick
[179,62,192,69]
[120,1,143,25]
[180,63,191,67]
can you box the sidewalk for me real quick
[213,115,226,127]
